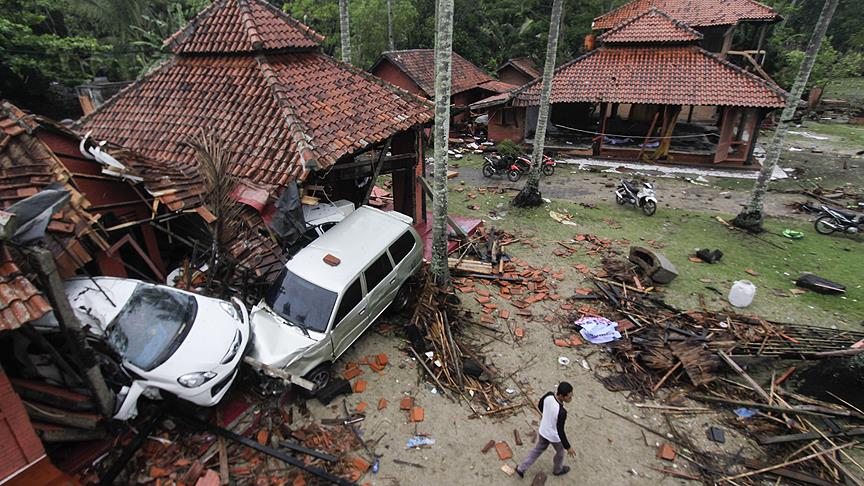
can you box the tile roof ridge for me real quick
[250,0,325,45]
[0,101,39,134]
[740,0,780,19]
[598,7,703,42]
[510,49,601,102]
[255,53,319,172]
[695,45,787,100]
[73,58,177,130]
[593,0,652,29]
[163,0,224,52]
[238,0,265,50]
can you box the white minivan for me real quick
[248,206,423,389]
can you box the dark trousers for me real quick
[518,434,565,474]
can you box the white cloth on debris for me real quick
[577,316,621,344]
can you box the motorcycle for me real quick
[814,204,864,235]
[482,154,521,182]
[506,154,557,182]
[615,179,657,216]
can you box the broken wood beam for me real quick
[448,258,494,275]
[718,442,857,483]
[688,393,860,418]
[741,459,841,486]
[11,379,95,412]
[279,440,338,462]
[23,401,101,430]
[717,350,772,403]
[758,428,864,445]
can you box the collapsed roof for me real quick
[77,0,433,187]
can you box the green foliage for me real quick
[0,0,110,100]
[496,138,525,157]
[775,39,862,90]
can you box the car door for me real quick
[362,251,398,326]
[329,277,368,359]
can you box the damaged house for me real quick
[370,49,517,123]
[77,0,433,228]
[474,0,787,167]
[495,57,540,87]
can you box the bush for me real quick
[496,138,525,158]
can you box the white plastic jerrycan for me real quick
[728,280,756,308]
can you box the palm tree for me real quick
[386,0,395,51]
[339,0,352,63]
[513,0,564,207]
[430,0,455,285]
[732,0,839,232]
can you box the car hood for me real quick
[154,295,242,373]
[65,277,140,335]
[248,301,321,368]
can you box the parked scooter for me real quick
[513,153,557,178]
[482,154,521,181]
[814,204,864,235]
[615,179,657,216]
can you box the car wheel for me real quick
[814,215,836,235]
[387,283,411,315]
[482,164,494,177]
[507,170,521,182]
[304,364,333,393]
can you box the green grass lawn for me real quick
[447,187,864,328]
[824,77,864,105]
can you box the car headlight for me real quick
[220,330,243,364]
[177,371,217,388]
[220,301,238,319]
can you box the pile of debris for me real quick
[407,273,527,418]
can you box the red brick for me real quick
[410,407,425,422]
[657,443,676,461]
[353,380,367,393]
[350,456,371,473]
[400,397,414,410]
[376,354,389,367]
[481,439,496,453]
[378,398,388,410]
[344,367,363,380]
[356,402,368,412]
[495,441,513,460]
[499,309,510,319]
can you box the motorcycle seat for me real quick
[834,208,863,220]
[622,180,637,193]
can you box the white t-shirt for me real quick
[539,395,561,443]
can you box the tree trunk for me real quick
[29,247,115,418]
[514,0,564,208]
[733,0,838,232]
[430,0,454,285]
[338,0,352,64]
[386,0,395,51]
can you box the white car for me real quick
[64,277,249,420]
[249,206,423,390]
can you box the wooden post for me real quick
[638,110,661,162]
[29,247,115,417]
[597,102,609,154]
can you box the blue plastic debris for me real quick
[733,407,757,419]
[406,436,435,448]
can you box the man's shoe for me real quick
[553,466,571,476]
[515,467,524,479]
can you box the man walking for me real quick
[516,381,576,478]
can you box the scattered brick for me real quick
[482,439,496,453]
[256,429,269,446]
[350,456,371,473]
[376,354,389,367]
[378,398,388,410]
[400,396,414,410]
[344,367,363,380]
[657,443,676,461]
[570,335,584,346]
[499,309,510,319]
[410,407,425,422]
[495,441,513,460]
[476,296,491,304]
[514,429,523,446]
[353,380,367,393]
[356,402,368,412]
[514,327,525,338]
[554,339,570,347]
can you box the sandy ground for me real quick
[294,276,761,485]
[451,165,809,220]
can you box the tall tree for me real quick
[338,0,352,63]
[430,0,454,285]
[732,0,839,232]
[513,0,564,208]
[386,0,395,50]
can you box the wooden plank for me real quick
[758,428,864,445]
[717,351,772,403]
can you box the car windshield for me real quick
[264,269,337,333]
[106,285,197,371]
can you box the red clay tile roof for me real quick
[78,53,431,186]
[477,79,520,94]
[599,8,703,43]
[1,103,110,276]
[493,45,785,109]
[593,0,779,29]
[164,0,324,54]
[498,57,541,80]
[0,257,51,332]
[374,49,497,97]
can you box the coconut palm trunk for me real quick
[386,0,395,51]
[513,0,564,207]
[732,0,838,232]
[430,0,454,285]
[338,0,352,63]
